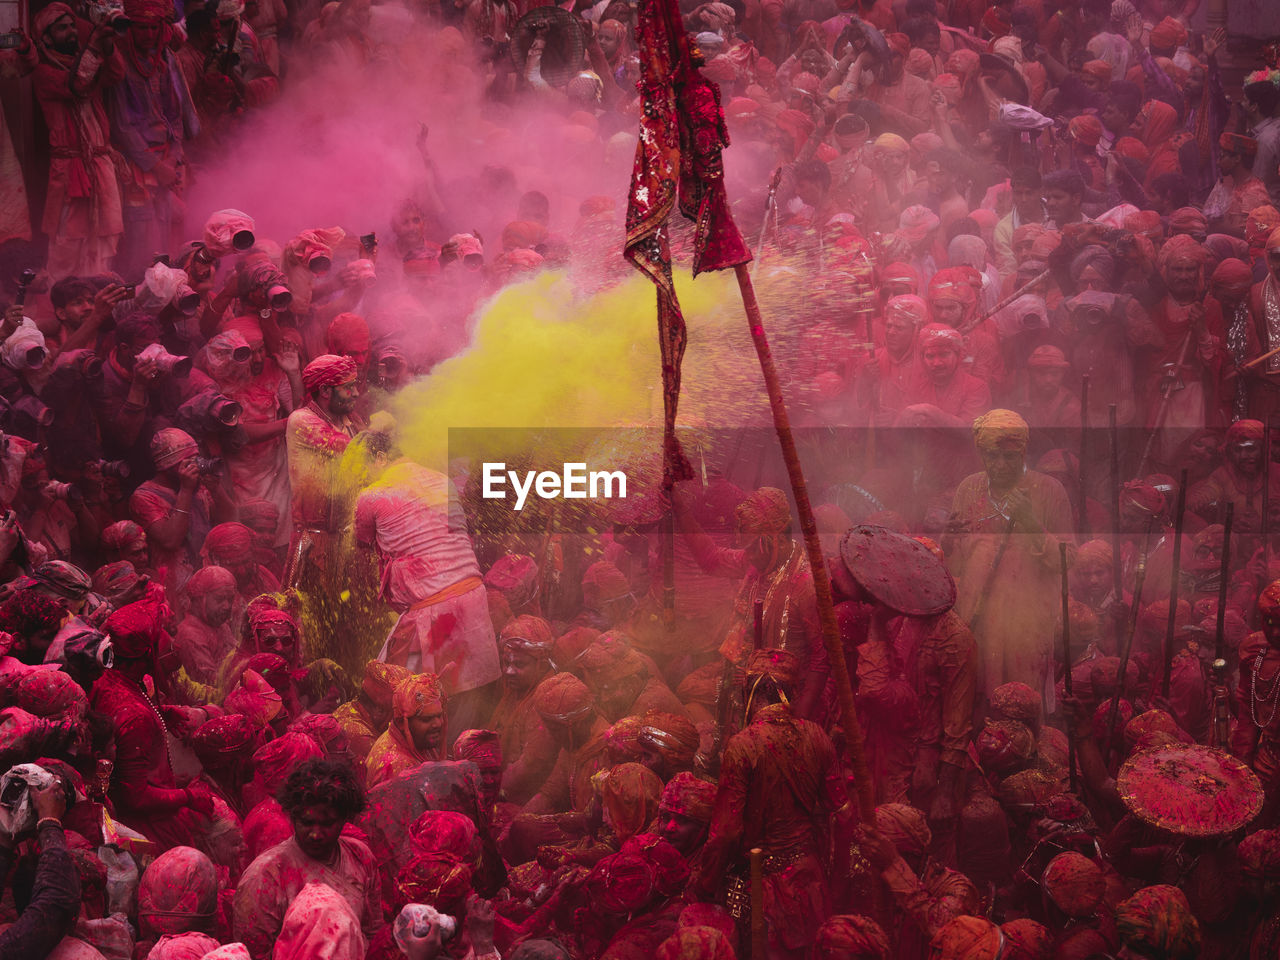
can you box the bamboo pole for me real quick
[733,263,876,821]
[1160,470,1187,699]
[749,848,765,960]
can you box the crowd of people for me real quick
[1,0,1280,956]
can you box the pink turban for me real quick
[301,355,357,393]
[150,428,198,471]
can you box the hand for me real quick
[177,458,201,491]
[132,356,159,384]
[2,303,22,334]
[464,894,496,950]
[92,283,130,320]
[1187,302,1206,330]
[184,783,215,818]
[90,25,116,53]
[1125,12,1144,45]
[275,344,301,373]
[160,704,206,735]
[31,779,67,822]
[1203,26,1225,59]
[852,824,897,871]
[152,161,178,188]
[1061,695,1093,738]
[397,916,444,960]
[1005,489,1039,530]
[930,88,947,112]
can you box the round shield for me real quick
[510,6,587,90]
[837,524,956,616]
[1118,744,1263,837]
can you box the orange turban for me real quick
[532,673,594,724]
[301,354,357,393]
[875,803,931,857]
[392,673,445,721]
[931,916,1004,960]
[660,772,717,823]
[1042,852,1105,917]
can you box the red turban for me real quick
[976,719,1035,774]
[102,520,146,555]
[1212,258,1254,300]
[875,803,931,858]
[1169,207,1208,235]
[362,660,409,710]
[1226,418,1266,446]
[12,669,87,722]
[551,626,599,669]
[815,915,891,958]
[581,562,633,606]
[587,852,658,915]
[898,205,941,245]
[636,711,699,771]
[393,673,445,720]
[1220,132,1259,158]
[1259,580,1280,619]
[597,762,663,842]
[1116,885,1200,960]
[660,772,717,823]
[1157,234,1208,281]
[1000,919,1050,960]
[1042,852,1105,917]
[483,554,540,608]
[202,523,255,566]
[655,927,736,960]
[191,714,259,766]
[1114,137,1150,163]
[918,322,965,352]
[1121,480,1165,516]
[453,728,501,768]
[151,428,198,471]
[325,313,371,355]
[886,32,910,57]
[990,682,1041,724]
[499,614,554,657]
[1069,114,1103,147]
[104,599,166,659]
[745,647,801,688]
[1149,16,1187,50]
[931,916,1003,959]
[137,846,218,938]
[301,355,357,393]
[1248,207,1280,249]
[148,933,221,960]
[397,853,473,908]
[735,486,791,535]
[1240,828,1280,880]
[580,633,646,686]
[981,6,1011,36]
[1082,60,1112,84]
[929,266,981,305]
[532,673,594,724]
[408,810,481,866]
[225,669,284,726]
[886,294,929,325]
[123,0,173,21]
[881,261,920,290]
[185,565,236,601]
[678,904,736,939]
[251,731,323,796]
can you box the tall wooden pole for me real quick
[733,263,875,821]
[1161,470,1188,699]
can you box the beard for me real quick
[52,37,79,55]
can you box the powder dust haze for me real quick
[185,19,829,488]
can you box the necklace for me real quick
[1251,650,1280,730]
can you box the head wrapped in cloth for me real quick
[393,673,445,722]
[362,660,409,712]
[532,673,595,726]
[202,523,256,569]
[917,322,965,355]
[814,915,891,959]
[1042,852,1105,917]
[973,409,1029,453]
[453,728,501,769]
[654,927,737,960]
[396,853,473,911]
[885,294,929,327]
[930,916,1005,960]
[301,355,357,394]
[204,331,252,386]
[875,803,931,858]
[191,713,259,768]
[990,682,1042,725]
[594,762,664,843]
[976,720,1036,774]
[223,669,284,727]
[408,810,482,867]
[735,487,791,535]
[1115,885,1201,960]
[1239,828,1280,880]
[1000,919,1050,960]
[586,851,658,915]
[744,647,800,709]
[151,428,198,471]
[137,846,219,938]
[102,520,147,559]
[499,614,554,658]
[660,772,717,824]
[1156,234,1209,286]
[581,562,632,609]
[636,711,700,773]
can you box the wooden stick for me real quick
[973,267,1053,328]
[733,262,876,821]
[1109,405,1124,657]
[1215,503,1235,663]
[1242,344,1280,371]
[752,597,764,651]
[1104,522,1151,761]
[1060,542,1077,791]
[1161,469,1188,699]
[749,848,765,960]
[1077,375,1089,538]
[1266,416,1273,583]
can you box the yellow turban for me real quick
[973,409,1029,452]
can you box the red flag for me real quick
[624,0,751,487]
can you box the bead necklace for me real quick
[1251,650,1280,730]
